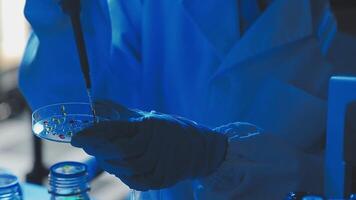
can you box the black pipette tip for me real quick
[59,0,96,120]
[59,0,92,89]
[59,0,81,17]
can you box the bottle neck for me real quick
[0,186,22,200]
[48,162,90,200]
[49,174,90,199]
[50,193,90,200]
[0,175,22,200]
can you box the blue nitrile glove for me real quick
[71,102,228,191]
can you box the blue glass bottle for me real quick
[49,161,90,200]
[285,192,325,200]
[0,173,23,200]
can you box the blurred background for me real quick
[0,1,129,199]
[0,0,355,200]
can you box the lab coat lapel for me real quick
[211,0,313,79]
[181,0,239,58]
[98,0,110,23]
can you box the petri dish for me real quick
[32,102,120,143]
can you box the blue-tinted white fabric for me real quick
[19,0,356,199]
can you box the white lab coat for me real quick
[19,0,356,199]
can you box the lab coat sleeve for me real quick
[194,122,324,200]
[104,0,143,106]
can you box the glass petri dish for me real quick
[32,102,120,143]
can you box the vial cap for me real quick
[0,174,18,190]
[302,196,324,200]
[50,161,87,179]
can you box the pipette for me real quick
[59,0,97,121]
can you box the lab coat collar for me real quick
[182,0,314,78]
[181,0,240,57]
[98,0,111,24]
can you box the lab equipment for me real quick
[350,194,356,199]
[325,76,356,198]
[32,102,119,143]
[285,192,306,200]
[301,196,324,200]
[130,190,141,200]
[71,110,228,190]
[0,173,23,200]
[59,0,96,119]
[48,161,91,200]
[285,192,325,200]
[20,0,355,199]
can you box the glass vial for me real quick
[285,192,325,200]
[0,173,23,200]
[130,190,141,200]
[48,161,90,200]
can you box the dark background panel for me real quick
[331,0,356,35]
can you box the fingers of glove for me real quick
[100,153,158,177]
[71,122,109,148]
[126,122,194,188]
[118,175,150,191]
[71,130,128,160]
[97,158,134,177]
[79,138,131,160]
[71,121,142,161]
[148,141,188,188]
[89,125,152,161]
[125,173,165,190]
[95,122,160,176]
[71,121,138,148]
[115,124,161,176]
[117,163,167,190]
[109,120,154,160]
[100,161,161,190]
[126,156,187,190]
[81,118,153,160]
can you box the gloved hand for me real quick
[71,102,228,190]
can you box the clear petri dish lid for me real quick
[32,102,120,143]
